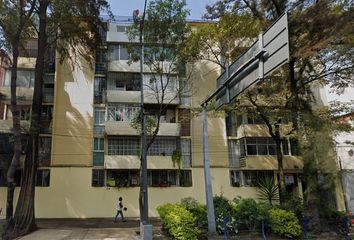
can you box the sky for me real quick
[107,0,215,20]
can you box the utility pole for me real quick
[135,0,152,239]
[202,104,216,235]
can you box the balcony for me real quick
[106,90,179,105]
[105,121,180,136]
[105,155,177,169]
[0,120,30,133]
[0,87,33,103]
[239,155,303,170]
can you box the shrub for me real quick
[232,198,270,231]
[281,194,304,221]
[181,197,208,230]
[268,208,302,239]
[157,203,199,240]
[213,196,237,234]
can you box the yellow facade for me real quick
[0,19,312,220]
[51,51,94,167]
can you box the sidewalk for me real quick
[1,218,168,240]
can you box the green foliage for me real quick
[180,197,208,230]
[157,203,199,240]
[232,198,270,231]
[127,0,191,74]
[130,110,156,136]
[184,12,259,68]
[172,150,182,169]
[257,177,279,205]
[213,196,237,234]
[269,208,302,239]
[280,194,304,221]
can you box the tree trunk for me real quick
[2,38,24,240]
[275,138,285,204]
[9,0,48,238]
[5,40,21,222]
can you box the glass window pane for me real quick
[258,145,268,155]
[268,145,277,155]
[120,45,130,60]
[247,145,257,155]
[282,140,289,155]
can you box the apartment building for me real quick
[0,17,305,219]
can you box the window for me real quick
[228,140,240,167]
[4,70,35,88]
[0,134,13,154]
[107,72,140,91]
[179,109,190,136]
[181,139,191,168]
[108,44,131,61]
[241,138,278,156]
[119,45,130,60]
[41,105,53,121]
[5,105,31,120]
[39,137,51,167]
[93,138,104,166]
[149,170,177,187]
[179,170,192,187]
[19,39,38,57]
[230,171,241,187]
[290,139,300,155]
[281,140,289,155]
[243,170,274,187]
[148,137,177,156]
[108,137,140,155]
[94,108,105,125]
[247,114,263,124]
[95,50,107,73]
[143,74,177,92]
[107,170,139,187]
[116,25,126,32]
[108,104,139,122]
[36,170,50,187]
[94,77,106,103]
[145,108,176,123]
[92,169,105,187]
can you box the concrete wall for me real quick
[0,167,260,219]
[51,49,94,167]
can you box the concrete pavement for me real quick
[1,218,168,240]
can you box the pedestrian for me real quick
[114,197,127,222]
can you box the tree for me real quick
[0,0,36,226]
[203,0,354,230]
[184,8,292,201]
[127,0,191,222]
[1,0,111,239]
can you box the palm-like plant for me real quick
[257,177,280,206]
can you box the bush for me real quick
[157,203,199,240]
[181,197,208,230]
[232,198,270,231]
[281,194,304,221]
[213,196,237,234]
[268,208,302,239]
